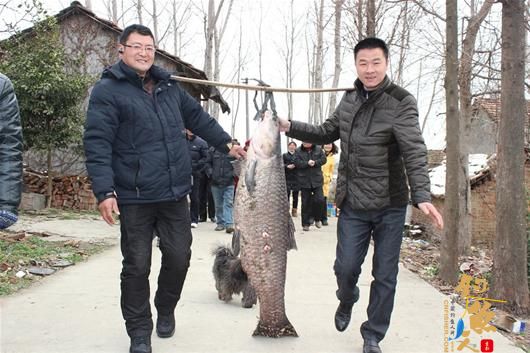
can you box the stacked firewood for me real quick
[23,169,97,210]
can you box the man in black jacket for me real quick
[83,24,245,353]
[294,142,326,231]
[278,38,443,353]
[0,73,23,230]
[282,141,300,217]
[206,147,236,233]
[186,129,208,228]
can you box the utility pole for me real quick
[242,77,249,140]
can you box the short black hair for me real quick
[288,141,297,147]
[119,24,155,44]
[354,37,389,60]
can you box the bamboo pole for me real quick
[171,75,355,93]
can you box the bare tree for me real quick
[439,0,459,285]
[327,0,345,118]
[492,0,529,315]
[312,0,325,124]
[366,0,376,36]
[152,0,158,43]
[85,0,92,10]
[136,0,143,24]
[456,0,495,254]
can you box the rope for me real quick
[171,75,355,93]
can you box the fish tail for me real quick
[252,319,298,338]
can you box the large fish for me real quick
[233,110,298,338]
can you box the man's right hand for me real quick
[278,117,291,133]
[98,197,120,225]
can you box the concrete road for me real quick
[0,216,522,353]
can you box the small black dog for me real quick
[212,244,257,308]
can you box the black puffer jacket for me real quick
[282,151,299,189]
[187,135,208,176]
[293,144,326,189]
[84,61,232,204]
[207,148,236,187]
[287,76,430,210]
[0,74,23,214]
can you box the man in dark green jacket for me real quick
[83,24,245,353]
[0,73,23,230]
[279,37,443,353]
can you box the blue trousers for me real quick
[211,184,234,226]
[119,199,192,338]
[334,203,406,342]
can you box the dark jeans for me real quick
[321,196,328,223]
[300,187,324,226]
[286,184,299,209]
[334,203,406,342]
[119,199,192,338]
[199,176,215,221]
[189,173,202,223]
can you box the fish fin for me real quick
[252,319,298,338]
[231,229,241,256]
[245,159,257,194]
[287,216,297,251]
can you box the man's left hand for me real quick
[229,145,247,160]
[278,117,291,133]
[418,202,444,229]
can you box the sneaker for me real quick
[225,226,234,233]
[302,226,310,231]
[210,217,216,223]
[156,314,175,338]
[315,221,322,228]
[191,222,198,228]
[130,336,151,353]
[215,225,225,231]
[322,220,328,226]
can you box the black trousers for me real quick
[300,186,324,226]
[189,173,202,223]
[199,176,215,220]
[119,199,192,338]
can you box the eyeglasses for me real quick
[123,43,156,54]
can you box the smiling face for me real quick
[119,32,155,76]
[355,47,388,91]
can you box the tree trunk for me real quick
[313,0,324,124]
[46,146,53,209]
[457,0,495,255]
[111,0,118,24]
[203,0,215,114]
[366,0,376,37]
[328,0,344,118]
[85,0,92,10]
[151,0,158,45]
[492,0,529,315]
[136,0,143,24]
[439,0,459,285]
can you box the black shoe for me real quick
[334,302,353,332]
[156,314,175,338]
[363,339,382,353]
[130,336,151,353]
[322,220,328,226]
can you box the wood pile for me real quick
[23,169,97,210]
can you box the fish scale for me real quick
[234,110,297,338]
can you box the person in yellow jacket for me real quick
[321,143,338,225]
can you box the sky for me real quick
[2,0,510,150]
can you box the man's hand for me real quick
[229,144,247,160]
[308,159,316,167]
[418,202,444,229]
[98,197,120,225]
[278,117,291,133]
[287,164,295,169]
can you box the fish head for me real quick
[251,110,280,159]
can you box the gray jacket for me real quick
[0,73,23,214]
[287,76,431,210]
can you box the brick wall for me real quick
[412,163,530,246]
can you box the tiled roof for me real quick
[473,97,530,122]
